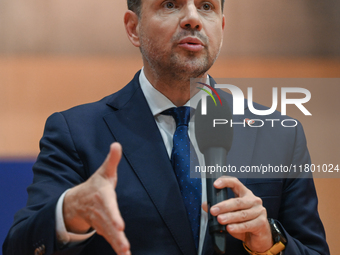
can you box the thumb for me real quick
[98,142,122,182]
[202,201,208,213]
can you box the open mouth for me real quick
[178,37,204,52]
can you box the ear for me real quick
[124,10,140,47]
[222,14,225,31]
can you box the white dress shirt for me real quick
[56,68,211,255]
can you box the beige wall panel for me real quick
[0,0,339,55]
[1,57,339,157]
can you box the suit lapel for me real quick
[103,72,197,255]
[102,74,259,255]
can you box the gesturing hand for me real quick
[203,176,273,253]
[63,143,131,255]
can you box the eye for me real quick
[164,1,175,9]
[201,3,212,11]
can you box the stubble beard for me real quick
[139,29,220,87]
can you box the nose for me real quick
[180,3,203,31]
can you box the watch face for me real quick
[269,218,288,245]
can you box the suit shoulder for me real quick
[56,71,141,121]
[59,93,115,119]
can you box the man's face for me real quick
[137,0,225,80]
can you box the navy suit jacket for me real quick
[3,71,329,255]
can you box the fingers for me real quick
[209,176,265,229]
[89,143,130,254]
[210,177,261,216]
[91,191,130,255]
[210,195,263,217]
[215,204,265,225]
[95,217,130,255]
[208,176,272,252]
[64,142,131,255]
[213,176,249,197]
[226,214,268,235]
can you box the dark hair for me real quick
[127,0,142,16]
[127,0,225,17]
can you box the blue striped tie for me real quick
[162,106,202,249]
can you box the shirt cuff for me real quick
[55,189,96,247]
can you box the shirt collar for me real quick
[139,67,211,117]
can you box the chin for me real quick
[183,59,212,76]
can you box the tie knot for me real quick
[162,106,194,127]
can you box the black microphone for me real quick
[195,96,233,254]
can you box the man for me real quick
[3,0,329,255]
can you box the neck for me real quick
[143,64,208,107]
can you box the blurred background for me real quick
[0,0,339,254]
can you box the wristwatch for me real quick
[243,218,287,255]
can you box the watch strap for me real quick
[243,242,285,255]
